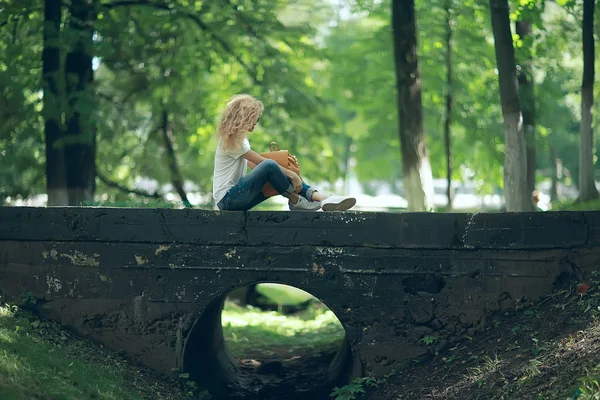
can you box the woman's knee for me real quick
[261,159,279,170]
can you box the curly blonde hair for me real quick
[217,94,264,150]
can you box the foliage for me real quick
[578,371,600,400]
[421,335,437,345]
[553,198,600,211]
[1,0,599,205]
[221,300,345,357]
[330,376,380,400]
[0,0,46,199]
[18,291,36,306]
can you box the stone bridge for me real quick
[1,207,599,398]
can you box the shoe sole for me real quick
[321,198,356,212]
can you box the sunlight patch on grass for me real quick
[0,348,23,374]
[221,301,346,357]
[0,328,15,344]
[222,302,342,336]
[0,304,15,317]
[255,283,315,306]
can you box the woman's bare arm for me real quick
[242,150,302,191]
[243,149,266,166]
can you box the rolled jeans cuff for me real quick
[284,184,295,195]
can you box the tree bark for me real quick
[161,109,193,208]
[578,0,598,201]
[64,0,97,206]
[343,135,353,195]
[516,20,536,200]
[489,0,532,211]
[550,147,561,203]
[444,0,454,211]
[391,0,435,211]
[43,0,68,206]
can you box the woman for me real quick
[212,94,356,212]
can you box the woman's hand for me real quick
[288,171,303,193]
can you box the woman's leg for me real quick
[298,181,357,211]
[218,159,295,211]
[298,182,326,202]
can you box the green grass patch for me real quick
[0,302,192,400]
[221,301,345,358]
[255,283,316,306]
[553,198,600,211]
[577,365,600,399]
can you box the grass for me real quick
[552,198,600,211]
[0,301,192,400]
[221,300,346,358]
[0,289,345,400]
[578,366,600,400]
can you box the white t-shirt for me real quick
[213,137,251,204]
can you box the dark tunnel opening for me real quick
[182,283,358,400]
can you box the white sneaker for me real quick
[320,195,356,211]
[289,196,322,211]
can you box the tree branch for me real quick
[97,172,163,199]
[101,0,259,83]
[12,15,19,44]
[160,108,193,208]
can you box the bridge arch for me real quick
[182,280,362,399]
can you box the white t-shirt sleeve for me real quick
[224,138,251,159]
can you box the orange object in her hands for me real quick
[260,141,301,198]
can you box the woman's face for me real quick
[249,116,260,132]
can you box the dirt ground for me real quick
[224,343,340,400]
[369,275,600,400]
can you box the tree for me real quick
[578,0,597,202]
[324,0,506,198]
[63,0,97,205]
[1,0,593,211]
[391,0,435,211]
[161,108,192,208]
[516,18,536,197]
[443,0,454,210]
[489,0,532,211]
[43,0,67,205]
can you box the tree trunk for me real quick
[550,147,561,203]
[43,0,68,206]
[343,135,353,195]
[516,20,536,200]
[64,0,96,206]
[578,0,598,201]
[391,0,435,211]
[161,109,193,208]
[444,0,454,211]
[489,0,532,211]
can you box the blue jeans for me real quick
[217,159,315,211]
